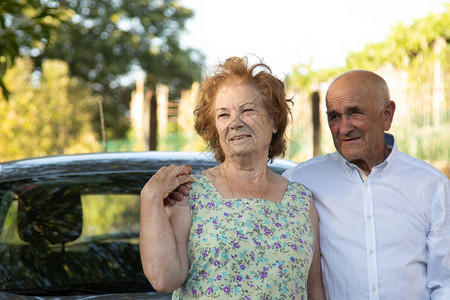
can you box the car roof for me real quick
[0,151,296,182]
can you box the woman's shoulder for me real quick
[189,170,218,198]
[190,172,210,190]
[191,172,206,181]
[285,180,312,199]
[191,168,217,183]
[287,180,310,191]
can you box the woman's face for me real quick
[214,82,277,160]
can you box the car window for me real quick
[0,173,154,294]
[81,194,140,240]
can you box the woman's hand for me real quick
[141,164,194,205]
[140,164,193,292]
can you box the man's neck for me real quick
[353,145,392,176]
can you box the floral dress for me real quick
[172,173,313,300]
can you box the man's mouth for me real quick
[230,134,251,141]
[342,137,360,142]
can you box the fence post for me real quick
[149,91,157,150]
[156,83,169,146]
[130,77,151,151]
[311,91,321,157]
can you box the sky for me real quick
[180,0,449,79]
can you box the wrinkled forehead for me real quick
[326,77,381,111]
[214,82,264,107]
[326,71,389,108]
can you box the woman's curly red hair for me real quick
[194,56,292,163]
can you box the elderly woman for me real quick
[140,57,324,299]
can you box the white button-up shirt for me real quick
[283,134,450,300]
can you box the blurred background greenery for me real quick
[0,0,448,177]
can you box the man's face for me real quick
[326,77,391,170]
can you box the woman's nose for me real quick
[229,113,244,129]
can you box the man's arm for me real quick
[427,177,450,299]
[307,198,325,300]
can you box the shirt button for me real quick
[369,249,374,255]
[367,214,372,220]
[372,286,377,292]
[364,182,369,186]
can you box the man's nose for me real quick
[339,115,354,135]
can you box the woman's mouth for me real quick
[230,134,251,141]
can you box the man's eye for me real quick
[218,113,229,118]
[243,108,254,113]
[349,110,363,117]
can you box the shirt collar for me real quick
[379,133,397,175]
[336,133,398,178]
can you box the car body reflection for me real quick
[0,151,296,299]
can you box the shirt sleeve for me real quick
[427,177,450,299]
[282,167,295,181]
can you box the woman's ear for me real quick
[271,115,278,134]
[272,120,278,134]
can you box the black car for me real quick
[0,151,296,299]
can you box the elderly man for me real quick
[283,70,450,299]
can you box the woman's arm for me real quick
[307,197,326,300]
[139,164,193,292]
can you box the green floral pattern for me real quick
[172,173,313,299]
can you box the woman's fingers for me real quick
[166,164,192,177]
[141,165,194,203]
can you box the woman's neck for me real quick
[221,156,270,181]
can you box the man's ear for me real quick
[384,100,396,131]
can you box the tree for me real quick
[35,0,205,139]
[0,0,70,99]
[345,4,450,70]
[1,0,205,139]
[289,4,450,88]
[0,57,100,161]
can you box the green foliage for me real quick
[1,0,205,139]
[392,124,450,163]
[346,4,450,70]
[35,0,205,90]
[37,0,205,139]
[288,5,450,167]
[289,63,345,90]
[0,57,100,161]
[0,0,72,99]
[82,194,140,236]
[157,122,208,152]
[322,6,450,73]
[104,139,135,152]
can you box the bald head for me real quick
[327,70,390,110]
[325,69,396,174]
